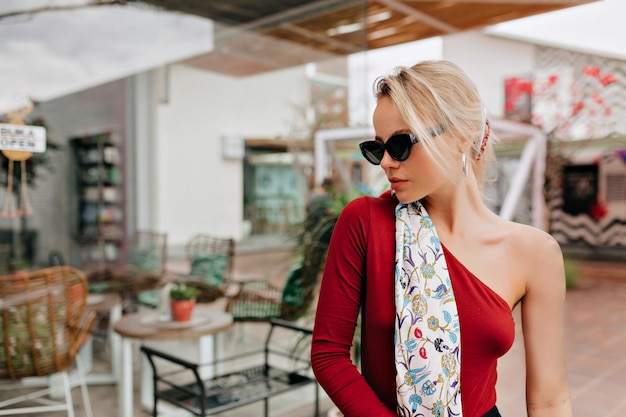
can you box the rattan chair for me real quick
[88,230,168,313]
[182,234,235,302]
[225,255,319,323]
[0,266,96,416]
[137,234,234,308]
[88,230,167,293]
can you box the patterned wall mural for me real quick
[534,47,625,139]
[536,47,626,249]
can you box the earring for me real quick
[461,153,469,176]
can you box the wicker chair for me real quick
[137,234,234,308]
[227,195,335,324]
[88,230,168,311]
[0,266,96,416]
[225,255,319,323]
[182,234,235,303]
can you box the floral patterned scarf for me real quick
[394,201,462,416]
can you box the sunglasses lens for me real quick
[359,141,384,165]
[359,134,416,165]
[386,134,413,161]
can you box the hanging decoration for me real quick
[0,98,47,217]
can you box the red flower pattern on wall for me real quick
[531,65,619,140]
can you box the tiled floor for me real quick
[2,238,625,417]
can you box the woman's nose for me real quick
[379,151,398,169]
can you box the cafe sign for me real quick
[0,122,47,153]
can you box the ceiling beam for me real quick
[279,22,363,54]
[216,0,362,41]
[213,47,284,69]
[375,0,460,34]
[402,0,594,3]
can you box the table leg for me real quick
[119,337,133,417]
[109,303,123,382]
[197,335,214,379]
[83,302,123,385]
[140,343,153,411]
[198,332,227,378]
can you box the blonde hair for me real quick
[373,60,496,184]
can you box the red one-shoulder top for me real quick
[311,191,516,417]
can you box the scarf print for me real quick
[394,201,462,417]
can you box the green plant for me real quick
[563,256,579,289]
[8,258,30,272]
[283,187,365,321]
[169,283,199,301]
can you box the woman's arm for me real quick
[311,198,397,417]
[520,231,572,417]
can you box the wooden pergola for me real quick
[138,0,596,76]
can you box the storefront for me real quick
[546,137,626,255]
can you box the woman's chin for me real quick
[394,191,419,204]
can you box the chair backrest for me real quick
[185,234,235,287]
[48,250,67,266]
[0,266,95,379]
[128,230,168,275]
[279,254,325,322]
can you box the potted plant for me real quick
[169,283,199,322]
[7,258,30,288]
[8,258,30,274]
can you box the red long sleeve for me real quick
[311,194,398,416]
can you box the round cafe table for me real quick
[113,305,233,417]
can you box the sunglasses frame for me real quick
[359,133,418,165]
[359,125,446,166]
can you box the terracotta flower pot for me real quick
[10,268,29,288]
[170,299,195,322]
[68,283,85,304]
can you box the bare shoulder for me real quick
[506,221,562,256]
[501,220,565,291]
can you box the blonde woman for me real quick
[311,60,571,417]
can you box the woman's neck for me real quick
[421,176,493,237]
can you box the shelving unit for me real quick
[70,132,125,271]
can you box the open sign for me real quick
[0,123,47,153]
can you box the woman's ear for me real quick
[455,134,474,155]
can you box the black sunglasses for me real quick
[359,133,417,165]
[359,125,444,165]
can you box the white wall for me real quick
[149,31,537,249]
[154,64,309,248]
[443,30,536,118]
[345,31,534,129]
[234,68,311,137]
